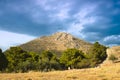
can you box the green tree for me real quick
[40,50,60,71]
[76,59,90,68]
[0,48,8,71]
[88,42,107,66]
[60,48,85,69]
[4,47,38,72]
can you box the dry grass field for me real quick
[0,63,120,80]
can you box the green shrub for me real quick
[109,54,118,62]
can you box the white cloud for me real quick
[1,0,119,47]
[102,35,120,46]
[67,22,85,38]
[103,35,120,42]
[66,5,97,38]
[0,30,36,51]
[32,0,72,22]
[15,0,72,23]
[35,0,50,10]
[50,3,71,21]
[52,7,70,21]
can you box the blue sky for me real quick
[0,0,120,50]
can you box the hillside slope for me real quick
[20,32,92,54]
[101,46,120,66]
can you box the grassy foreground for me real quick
[0,63,120,80]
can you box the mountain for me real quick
[20,32,92,55]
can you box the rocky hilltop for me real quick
[107,46,120,60]
[101,46,120,66]
[20,32,92,55]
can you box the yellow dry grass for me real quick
[0,63,120,80]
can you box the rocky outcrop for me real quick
[107,46,120,60]
[101,46,120,66]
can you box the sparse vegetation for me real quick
[109,54,118,62]
[20,32,92,55]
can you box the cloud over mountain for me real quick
[0,0,120,50]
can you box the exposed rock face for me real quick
[106,46,120,60]
[20,32,92,55]
[101,46,120,66]
[54,32,73,41]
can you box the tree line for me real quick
[0,42,107,73]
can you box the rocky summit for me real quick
[20,32,92,55]
[101,46,120,66]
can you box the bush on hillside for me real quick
[109,54,118,62]
[88,42,107,64]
